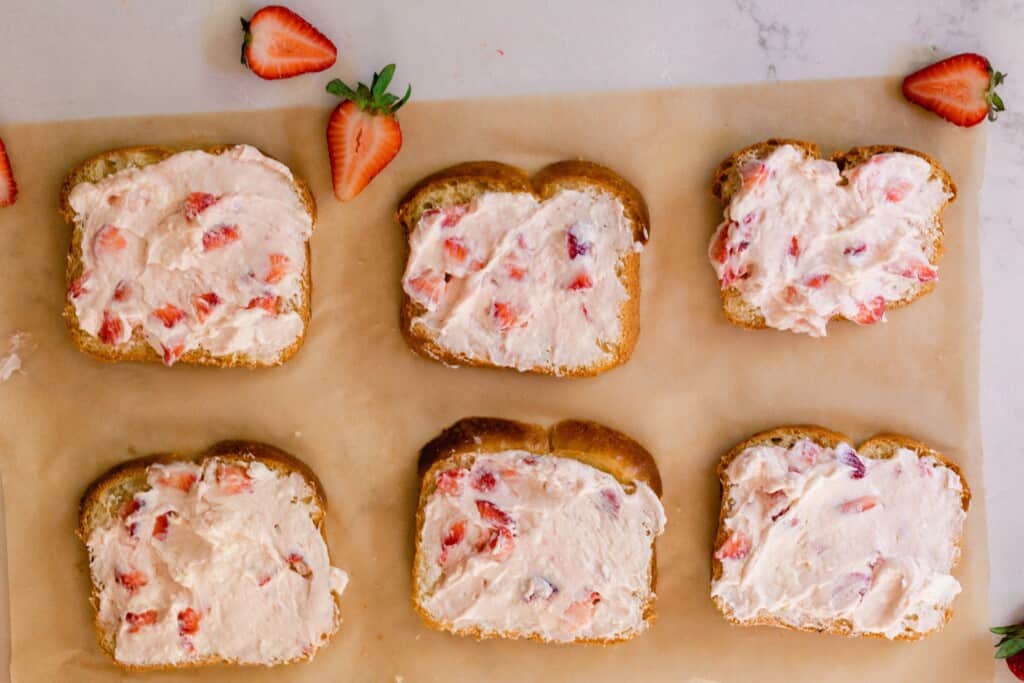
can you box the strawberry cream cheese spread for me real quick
[417,451,666,642]
[709,144,952,336]
[67,145,313,365]
[402,190,641,373]
[711,439,967,639]
[86,459,348,666]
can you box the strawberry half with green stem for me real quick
[325,64,411,201]
[241,5,337,80]
[992,622,1024,680]
[902,53,1007,127]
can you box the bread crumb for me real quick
[0,332,30,382]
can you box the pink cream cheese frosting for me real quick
[709,144,952,336]
[417,451,666,642]
[67,145,313,365]
[711,439,966,639]
[402,190,641,373]
[86,459,348,666]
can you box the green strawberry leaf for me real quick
[995,637,1024,659]
[326,80,358,100]
[392,83,412,112]
[992,625,1022,635]
[373,64,396,98]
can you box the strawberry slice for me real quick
[435,468,465,496]
[241,6,337,80]
[125,610,158,634]
[475,500,513,528]
[492,302,519,331]
[439,520,466,567]
[902,53,1006,127]
[192,292,221,324]
[246,295,280,314]
[98,310,124,346]
[840,496,879,514]
[202,225,240,251]
[161,344,185,367]
[568,273,593,291]
[407,271,446,306]
[69,271,92,299]
[183,192,218,221]
[0,137,17,208]
[116,569,148,593]
[714,531,751,561]
[152,511,176,540]
[217,464,253,494]
[156,470,197,492]
[326,65,410,201]
[264,253,290,284]
[853,296,886,325]
[153,304,185,328]
[177,608,201,636]
[287,552,313,578]
[93,225,127,256]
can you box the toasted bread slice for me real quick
[78,441,346,670]
[711,425,970,641]
[709,139,956,333]
[412,417,665,644]
[396,161,650,377]
[61,145,316,368]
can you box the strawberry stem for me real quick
[239,17,252,66]
[326,64,412,115]
[987,67,1007,122]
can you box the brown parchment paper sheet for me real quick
[0,77,989,682]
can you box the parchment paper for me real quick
[0,77,989,682]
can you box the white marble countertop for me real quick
[2,1,1022,680]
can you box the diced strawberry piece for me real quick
[177,608,201,636]
[116,569,148,593]
[157,470,197,492]
[93,225,127,256]
[258,575,272,587]
[507,265,526,281]
[69,271,91,299]
[112,280,131,302]
[853,296,886,325]
[407,271,446,306]
[120,496,143,520]
[161,344,185,367]
[838,446,867,479]
[436,204,469,228]
[483,525,515,561]
[0,137,17,208]
[714,531,751,561]
[435,468,465,495]
[564,591,601,632]
[492,302,519,331]
[788,441,820,472]
[710,223,732,264]
[782,286,800,304]
[804,273,830,288]
[287,552,313,578]
[840,496,879,514]
[906,261,937,282]
[265,253,290,284]
[740,162,769,189]
[153,304,185,328]
[789,236,800,257]
[843,243,868,256]
[98,310,124,346]
[125,610,158,633]
[439,519,466,567]
[184,192,218,221]
[246,295,280,314]
[443,237,468,263]
[567,228,592,259]
[152,511,176,540]
[600,489,621,516]
[568,273,593,291]
[202,224,240,251]
[884,179,914,202]
[476,499,513,528]
[470,468,497,492]
[192,292,221,324]
[217,464,253,494]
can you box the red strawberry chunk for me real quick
[710,223,732,264]
[0,137,17,208]
[116,569,149,593]
[840,496,879,514]
[408,271,446,306]
[69,271,91,299]
[120,496,143,520]
[507,265,527,281]
[161,344,185,367]
[177,608,201,636]
[853,296,886,325]
[788,236,800,257]
[904,261,937,282]
[202,224,240,251]
[184,192,218,221]
[443,237,469,263]
[435,204,469,228]
[435,468,465,495]
[439,520,466,567]
[782,286,801,304]
[568,273,593,291]
[476,499,513,528]
[482,525,515,561]
[125,610,158,634]
[98,310,124,346]
[112,280,132,302]
[492,302,519,331]
[715,531,751,561]
[741,162,769,189]
[217,464,253,494]
[192,292,221,324]
[884,179,914,202]
[93,225,127,256]
[803,273,830,288]
[470,468,497,492]
[152,511,176,540]
[843,243,868,256]
[265,253,290,284]
[246,295,280,314]
[287,552,313,578]
[838,446,867,479]
[153,304,185,328]
[157,470,197,492]
[567,228,592,259]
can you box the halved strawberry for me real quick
[202,225,240,251]
[125,610,158,633]
[156,469,197,492]
[326,64,410,201]
[902,53,1007,127]
[714,531,751,561]
[177,608,201,636]
[246,295,280,314]
[161,344,185,367]
[93,225,127,257]
[0,138,17,208]
[116,569,148,593]
[98,310,124,346]
[241,6,337,80]
[287,552,313,578]
[839,496,879,514]
[153,304,185,328]
[217,464,253,494]
[192,292,221,324]
[264,253,290,284]
[183,192,218,221]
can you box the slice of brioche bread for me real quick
[412,417,664,644]
[61,145,316,368]
[711,425,970,641]
[395,161,650,377]
[78,441,343,670]
[710,139,956,331]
